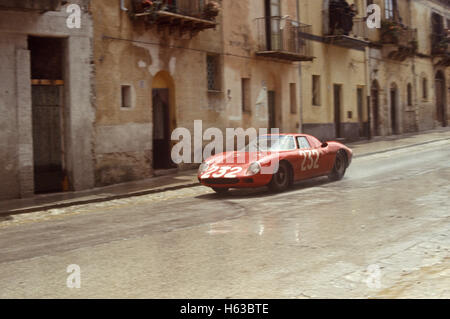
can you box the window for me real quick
[407,83,412,106]
[290,83,297,114]
[297,136,311,150]
[121,85,132,108]
[207,54,220,91]
[241,78,251,113]
[385,0,397,20]
[422,77,428,100]
[312,75,321,106]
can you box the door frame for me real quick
[334,84,342,138]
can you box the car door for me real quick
[306,135,334,176]
[293,136,317,180]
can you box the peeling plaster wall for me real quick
[92,0,224,185]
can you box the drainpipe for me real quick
[364,0,372,140]
[120,0,128,11]
[297,0,303,133]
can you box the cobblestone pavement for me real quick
[0,140,449,298]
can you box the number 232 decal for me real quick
[201,166,243,179]
[299,150,320,171]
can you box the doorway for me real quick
[435,71,447,127]
[390,83,398,135]
[29,36,66,194]
[152,88,174,169]
[357,87,365,137]
[268,90,277,130]
[371,81,380,136]
[334,84,342,138]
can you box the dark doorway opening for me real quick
[152,88,174,169]
[435,71,447,127]
[268,90,277,130]
[334,84,342,138]
[371,81,380,136]
[390,84,398,135]
[29,36,67,194]
[357,87,365,137]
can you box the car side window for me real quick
[297,137,311,149]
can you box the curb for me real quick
[0,182,200,218]
[353,137,450,159]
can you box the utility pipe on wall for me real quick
[120,0,128,11]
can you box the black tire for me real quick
[212,187,229,194]
[328,150,347,181]
[268,161,291,192]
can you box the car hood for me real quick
[205,151,281,166]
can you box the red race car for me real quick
[198,134,353,193]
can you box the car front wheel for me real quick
[268,161,291,192]
[328,150,347,181]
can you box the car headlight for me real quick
[198,162,209,174]
[246,162,261,176]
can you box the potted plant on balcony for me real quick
[203,1,220,21]
[433,36,449,54]
[380,20,403,44]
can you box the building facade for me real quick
[0,0,448,200]
[366,0,449,137]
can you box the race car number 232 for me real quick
[201,166,243,179]
[299,150,320,171]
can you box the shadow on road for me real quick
[196,176,335,200]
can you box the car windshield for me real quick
[242,135,296,152]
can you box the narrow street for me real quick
[0,139,449,298]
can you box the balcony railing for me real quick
[380,20,417,47]
[131,0,219,36]
[323,10,369,48]
[380,20,417,61]
[431,32,450,56]
[255,17,313,62]
[0,0,61,12]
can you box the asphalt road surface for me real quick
[0,140,449,298]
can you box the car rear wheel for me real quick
[268,161,291,192]
[212,187,229,194]
[328,150,347,181]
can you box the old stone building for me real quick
[366,0,449,136]
[0,0,95,200]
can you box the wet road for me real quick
[0,140,449,298]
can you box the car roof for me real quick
[261,133,316,138]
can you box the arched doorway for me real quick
[390,83,398,135]
[371,80,380,136]
[435,71,447,127]
[152,71,177,170]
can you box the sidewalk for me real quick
[1,127,449,216]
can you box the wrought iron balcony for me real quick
[431,31,450,67]
[324,8,369,49]
[255,17,314,62]
[431,32,450,55]
[0,0,61,12]
[380,20,418,61]
[131,0,219,36]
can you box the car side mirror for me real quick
[321,142,328,148]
